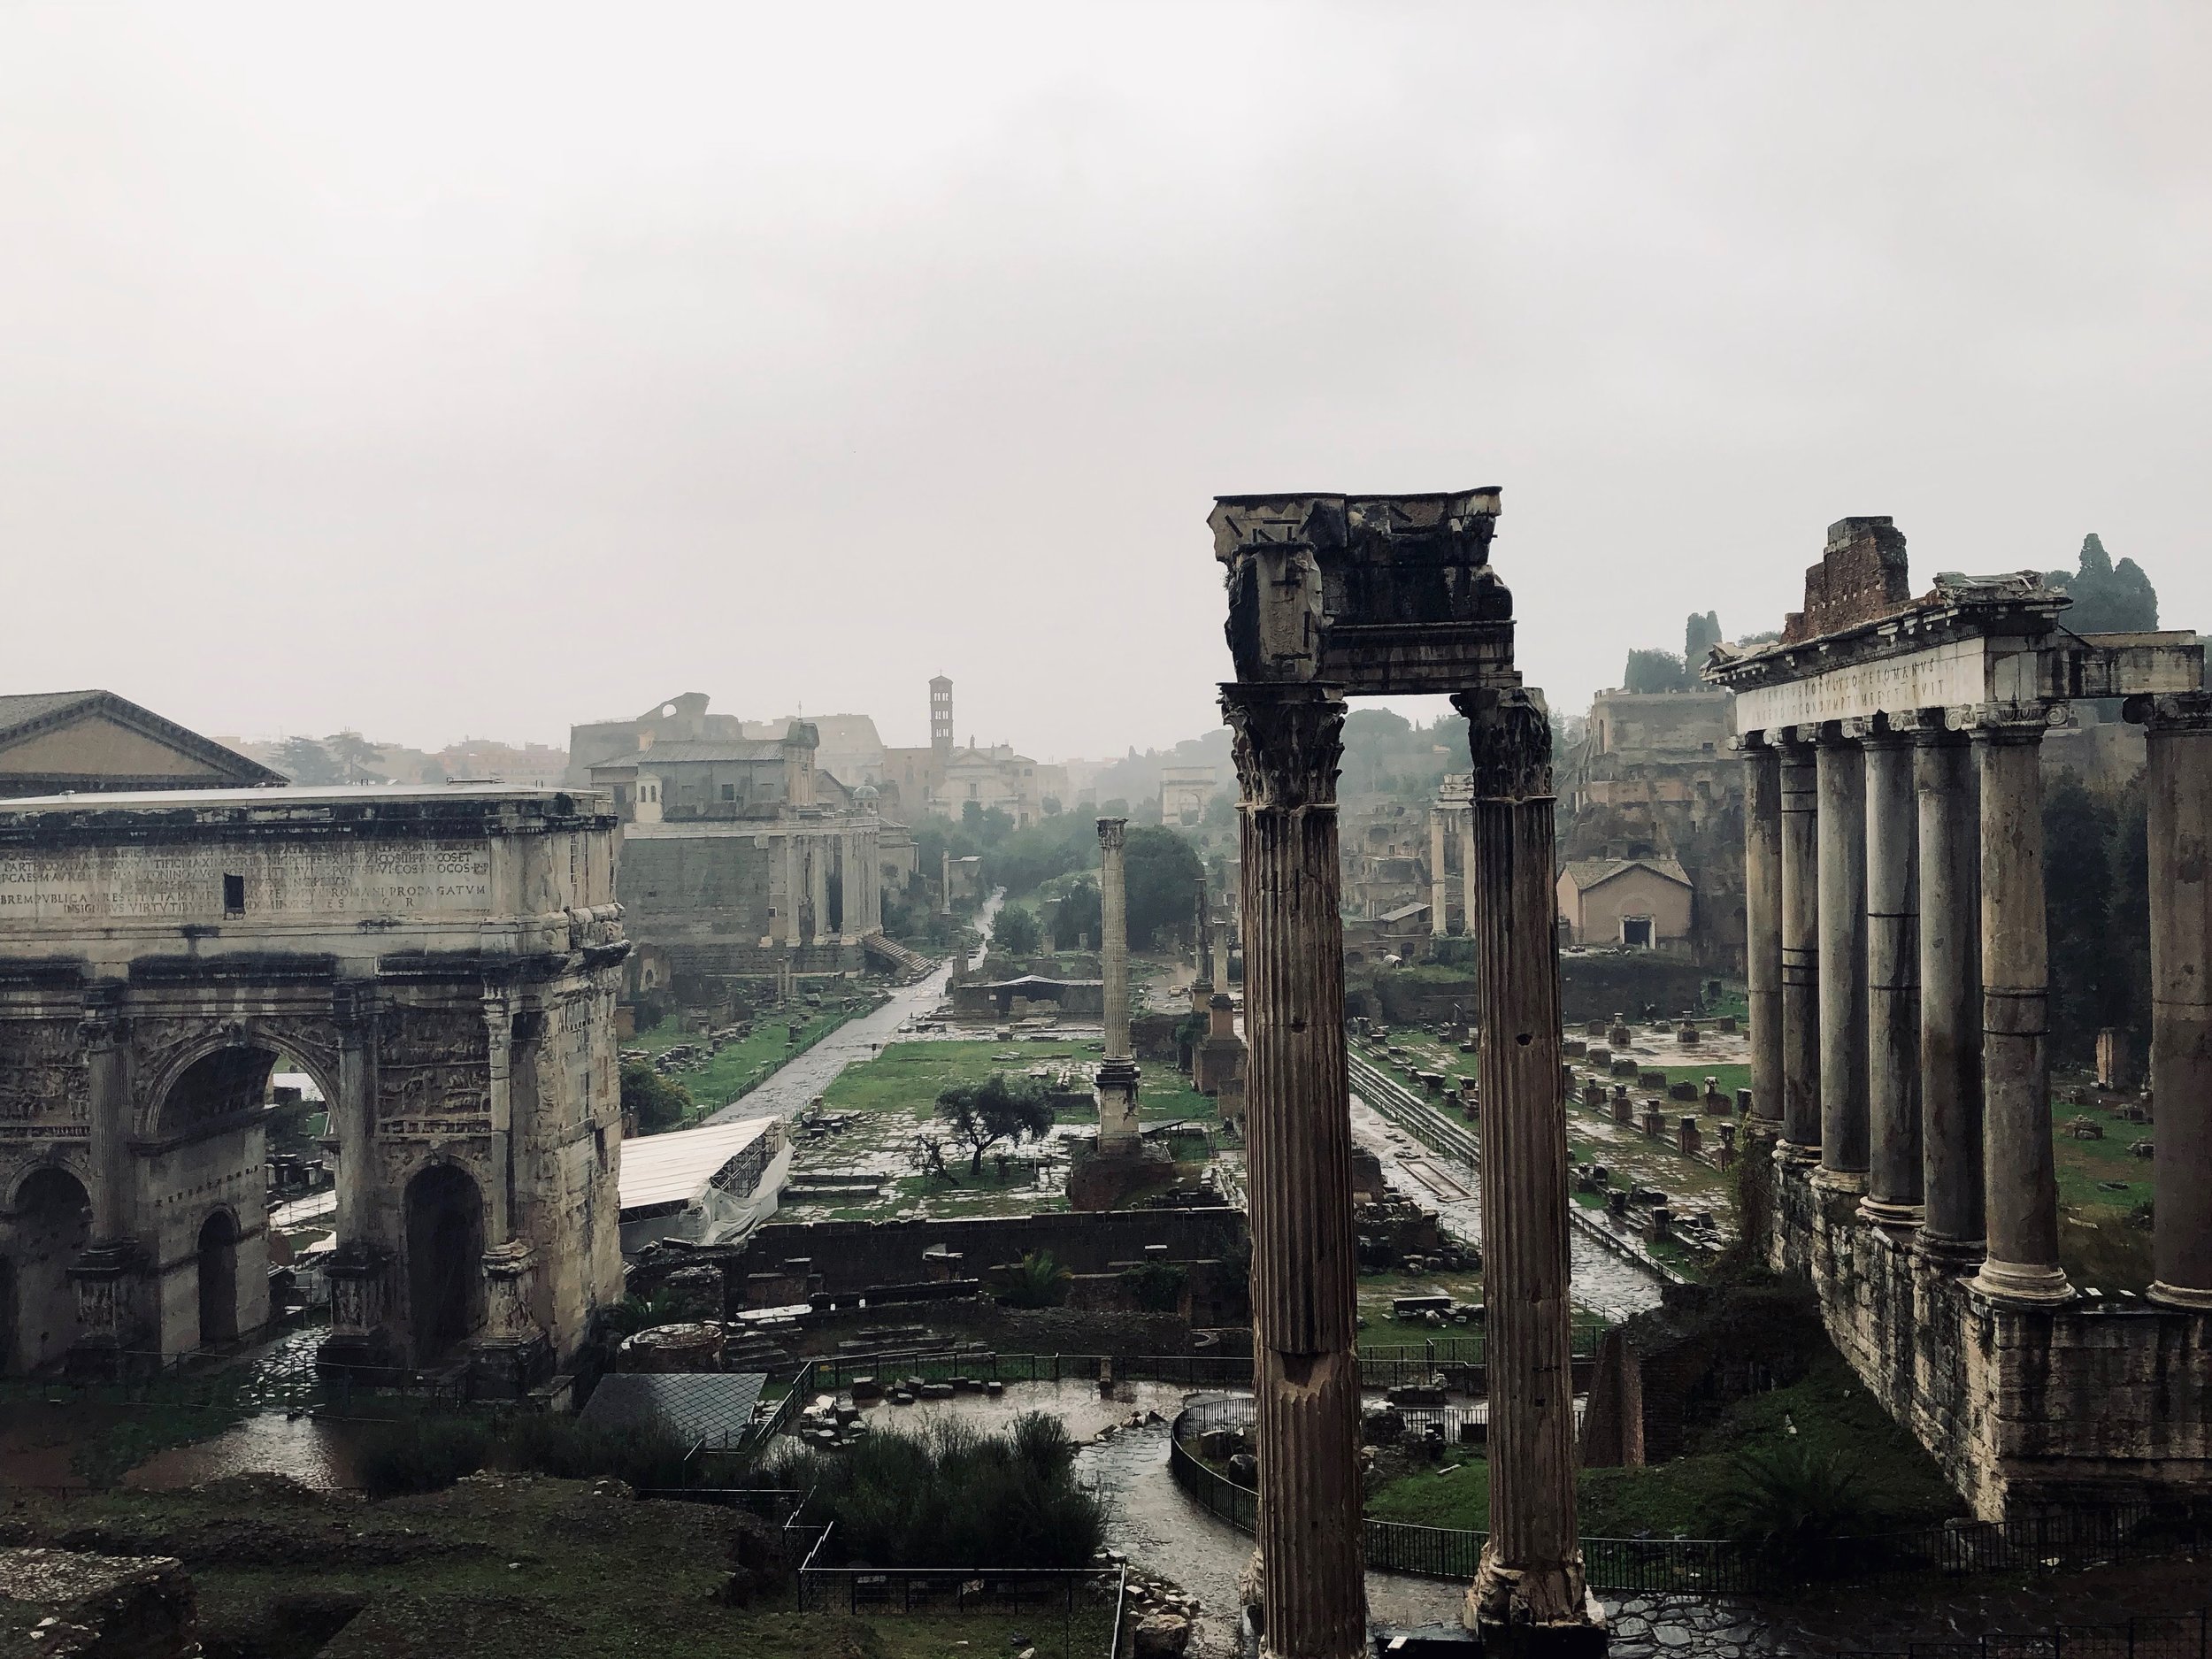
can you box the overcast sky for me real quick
[4,4,2207,759]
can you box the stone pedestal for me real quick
[1455,687,1602,1652]
[1969,713,2070,1308]
[65,1243,147,1380]
[318,1242,397,1376]
[1222,682,1366,1659]
[471,1240,552,1397]
[2135,694,2212,1309]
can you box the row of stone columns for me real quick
[1425,799,1479,937]
[1744,698,2212,1307]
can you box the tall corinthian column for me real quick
[1431,803,1450,937]
[1969,710,2070,1307]
[2135,694,2212,1308]
[1778,733,1822,1160]
[1861,723,1923,1229]
[1094,818,1141,1156]
[1915,727,1984,1265]
[1455,686,1602,1652]
[1742,737,1784,1129]
[1220,683,1365,1659]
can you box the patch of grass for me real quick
[634,1004,866,1119]
[1367,1352,1961,1540]
[73,1401,248,1490]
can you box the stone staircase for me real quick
[862,932,936,979]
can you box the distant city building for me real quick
[1555,855,1694,951]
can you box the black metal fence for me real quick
[795,1524,1127,1658]
[1862,1609,2212,1657]
[1168,1396,2212,1599]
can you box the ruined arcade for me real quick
[0,785,628,1381]
[1714,518,2212,1517]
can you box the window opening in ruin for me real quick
[222,873,245,914]
[9,1167,90,1375]
[404,1164,485,1363]
[721,784,735,801]
[1622,916,1655,949]
[196,1210,239,1348]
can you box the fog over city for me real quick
[4,3,2208,758]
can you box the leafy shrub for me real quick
[995,1249,1073,1309]
[1120,1261,1188,1314]
[772,1413,1102,1570]
[354,1416,493,1498]
[1711,1440,1880,1573]
[621,1059,694,1133]
[500,1415,693,1490]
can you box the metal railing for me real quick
[796,1522,1127,1659]
[1861,1608,2212,1657]
[1167,1396,2212,1598]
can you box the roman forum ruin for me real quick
[1214,488,1603,1655]
[1714,516,2212,1517]
[0,785,628,1382]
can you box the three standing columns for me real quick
[1221,683,1366,1659]
[2135,694,2212,1309]
[1968,713,2070,1307]
[1455,687,1601,1651]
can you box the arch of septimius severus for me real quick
[0,784,627,1384]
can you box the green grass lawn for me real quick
[1366,1352,1961,1540]
[634,1004,865,1119]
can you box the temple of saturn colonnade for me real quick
[1710,515,2212,1518]
[1213,489,1605,1657]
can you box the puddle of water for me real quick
[124,1412,358,1492]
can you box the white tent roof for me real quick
[618,1115,779,1213]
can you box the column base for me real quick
[2147,1281,2212,1312]
[1857,1197,1924,1233]
[1970,1257,2074,1307]
[1095,1058,1142,1157]
[1913,1231,1986,1271]
[1775,1139,1821,1167]
[1464,1582,1609,1657]
[1809,1166,1867,1195]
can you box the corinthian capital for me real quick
[1095,817,1128,853]
[1220,682,1346,810]
[1454,687,1554,802]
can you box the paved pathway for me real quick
[703,893,1001,1126]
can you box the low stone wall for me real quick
[733,1206,1248,1296]
[1773,1162,2212,1517]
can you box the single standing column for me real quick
[1094,818,1141,1155]
[1220,683,1365,1659]
[1778,733,1822,1160]
[1916,728,1984,1264]
[1459,805,1478,949]
[2137,694,2212,1307]
[1816,726,1870,1192]
[939,847,952,917]
[1455,686,1601,1648]
[787,833,806,946]
[1743,737,1785,1127]
[810,834,829,949]
[1431,804,1450,937]
[1970,711,2071,1306]
[79,987,133,1244]
[1862,724,1923,1228]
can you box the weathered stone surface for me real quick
[0,1546,196,1657]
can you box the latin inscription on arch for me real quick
[0,840,493,926]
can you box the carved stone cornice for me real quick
[2125,690,2212,733]
[1220,683,1347,810]
[1452,687,1553,803]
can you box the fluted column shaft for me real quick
[1223,683,1364,1659]
[1743,741,1784,1127]
[1458,808,1478,950]
[1817,729,1870,1191]
[1970,717,2070,1306]
[2138,695,2212,1308]
[1916,730,1984,1263]
[1863,729,1923,1226]
[1778,736,1822,1158]
[79,987,133,1245]
[1456,687,1593,1642]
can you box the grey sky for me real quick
[4,4,2206,759]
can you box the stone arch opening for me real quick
[404,1164,484,1363]
[157,1047,281,1140]
[196,1209,239,1348]
[7,1166,91,1374]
